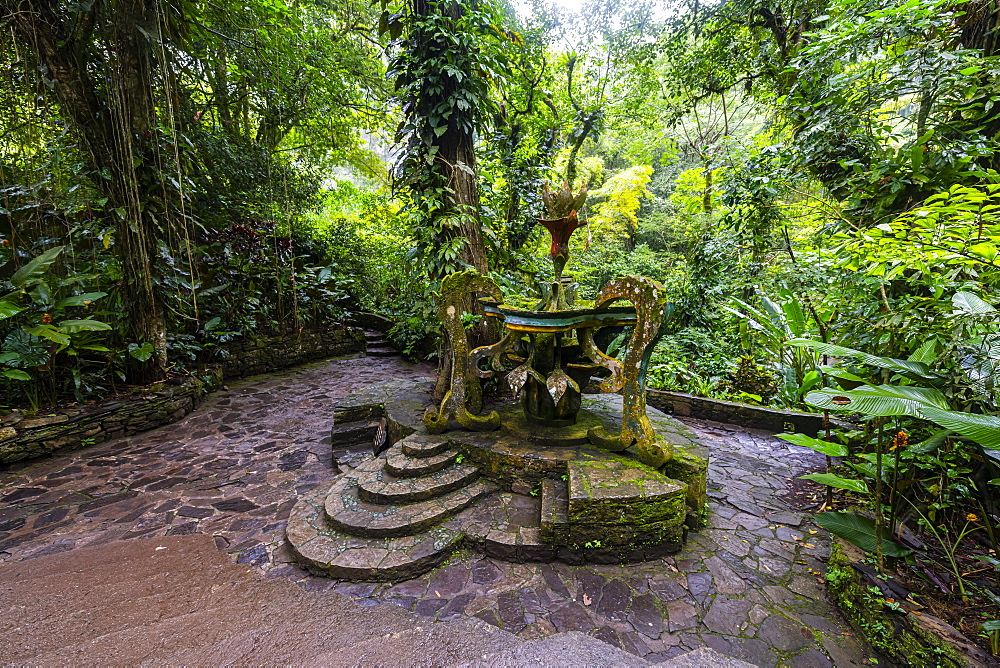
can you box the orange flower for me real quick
[968,513,980,523]
[41,313,51,324]
[890,430,908,450]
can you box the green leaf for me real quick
[907,339,939,364]
[952,291,996,315]
[0,302,25,320]
[788,339,939,380]
[806,384,950,417]
[918,406,1000,449]
[9,246,64,289]
[814,511,911,556]
[799,473,869,494]
[128,342,154,362]
[907,428,952,455]
[2,369,31,381]
[58,319,112,333]
[24,324,70,346]
[53,292,108,309]
[776,432,849,456]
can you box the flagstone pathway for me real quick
[0,354,875,666]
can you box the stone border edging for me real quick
[646,389,843,436]
[0,325,364,467]
[827,537,993,667]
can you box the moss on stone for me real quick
[826,540,970,667]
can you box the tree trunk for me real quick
[6,0,169,382]
[408,0,494,399]
[702,158,714,214]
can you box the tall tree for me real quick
[3,0,173,381]
[386,0,510,277]
[660,0,1000,225]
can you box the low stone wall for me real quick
[0,370,223,466]
[827,538,992,667]
[0,325,364,467]
[218,326,364,380]
[647,389,833,436]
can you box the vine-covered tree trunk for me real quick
[402,0,497,399]
[5,0,169,382]
[412,0,489,275]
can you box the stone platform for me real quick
[287,380,709,581]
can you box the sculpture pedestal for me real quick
[285,379,709,582]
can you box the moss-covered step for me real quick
[324,476,496,538]
[560,457,688,551]
[355,460,480,505]
[287,489,467,581]
[462,492,558,562]
[539,478,569,541]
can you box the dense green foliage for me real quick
[3,0,1000,642]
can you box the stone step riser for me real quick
[385,450,457,478]
[400,438,451,459]
[330,421,380,446]
[366,349,400,357]
[324,480,496,539]
[539,478,569,540]
[357,466,479,505]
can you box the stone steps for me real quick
[356,460,480,504]
[330,419,381,446]
[464,492,557,563]
[366,346,400,357]
[287,490,468,581]
[400,433,453,458]
[385,442,458,477]
[540,478,569,540]
[324,476,496,538]
[363,329,401,358]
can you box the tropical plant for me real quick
[724,287,831,407]
[781,337,1000,594]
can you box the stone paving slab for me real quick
[0,355,878,666]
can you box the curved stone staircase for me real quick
[289,379,708,584]
[289,433,499,581]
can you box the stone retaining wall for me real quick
[0,325,364,467]
[827,538,992,667]
[647,389,833,436]
[218,326,364,380]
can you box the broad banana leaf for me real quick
[788,339,941,381]
[806,384,950,417]
[9,246,64,290]
[58,319,112,333]
[776,432,848,457]
[814,511,911,557]
[918,406,1000,449]
[799,473,869,494]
